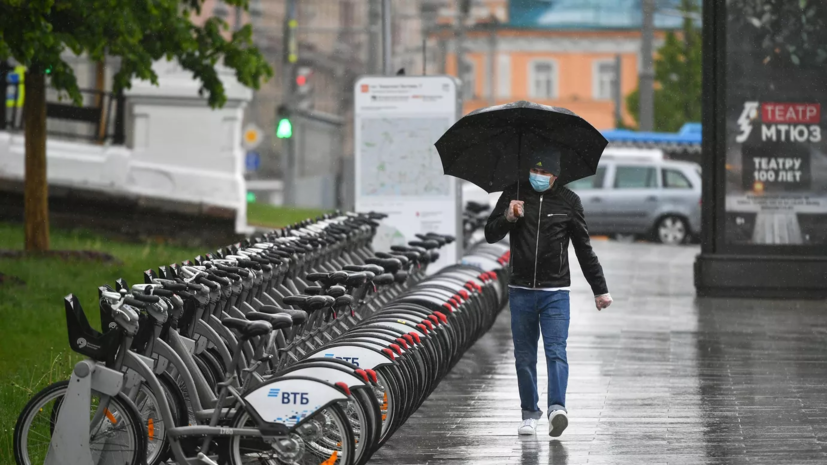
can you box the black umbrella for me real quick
[434,100,608,194]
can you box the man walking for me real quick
[485,146,612,437]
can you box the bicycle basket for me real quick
[65,294,121,362]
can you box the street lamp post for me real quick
[382,0,393,75]
[282,0,298,207]
[639,0,656,131]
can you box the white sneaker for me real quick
[518,418,538,435]
[548,410,568,437]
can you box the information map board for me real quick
[354,76,462,272]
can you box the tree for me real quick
[0,0,273,251]
[626,0,702,132]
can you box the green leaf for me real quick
[0,0,272,108]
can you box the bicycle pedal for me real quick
[196,452,219,465]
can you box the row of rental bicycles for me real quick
[13,211,511,465]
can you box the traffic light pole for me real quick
[282,0,298,207]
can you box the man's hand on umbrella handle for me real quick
[506,201,525,222]
[595,293,612,311]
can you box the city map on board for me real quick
[359,117,451,197]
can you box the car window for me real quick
[566,166,606,190]
[614,166,657,189]
[663,169,692,189]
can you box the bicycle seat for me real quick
[344,272,368,288]
[258,305,308,325]
[343,264,384,276]
[326,286,347,298]
[376,252,409,268]
[283,295,335,311]
[304,286,324,295]
[335,295,354,307]
[222,318,271,338]
[394,270,409,284]
[427,233,455,244]
[306,271,349,287]
[247,312,293,330]
[373,273,395,286]
[365,258,401,274]
[409,240,440,250]
[416,234,446,246]
[389,249,421,264]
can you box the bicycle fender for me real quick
[308,344,395,370]
[460,255,501,272]
[366,321,427,338]
[275,366,367,389]
[245,376,348,428]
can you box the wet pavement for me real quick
[370,240,827,464]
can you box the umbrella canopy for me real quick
[435,100,608,193]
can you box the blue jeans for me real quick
[509,287,570,420]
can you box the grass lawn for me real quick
[0,223,205,463]
[0,204,327,461]
[246,202,328,229]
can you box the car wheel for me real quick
[655,216,688,245]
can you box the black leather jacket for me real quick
[485,182,608,295]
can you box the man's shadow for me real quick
[518,437,568,464]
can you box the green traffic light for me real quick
[276,118,293,139]
[247,192,256,203]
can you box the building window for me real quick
[529,60,558,99]
[593,59,617,101]
[213,0,229,19]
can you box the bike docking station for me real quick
[45,293,163,465]
[15,209,512,465]
[44,359,123,465]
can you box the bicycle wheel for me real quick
[194,352,219,392]
[226,403,355,465]
[144,372,190,464]
[14,380,147,465]
[132,382,168,465]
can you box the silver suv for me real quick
[567,157,702,245]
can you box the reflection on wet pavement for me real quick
[370,241,827,464]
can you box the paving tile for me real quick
[369,241,827,464]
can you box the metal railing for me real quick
[2,81,126,145]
